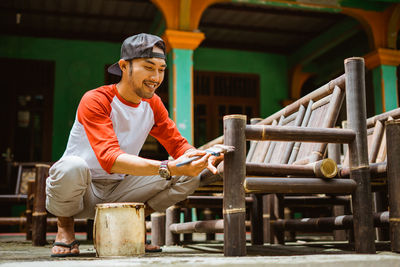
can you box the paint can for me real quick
[93,202,145,257]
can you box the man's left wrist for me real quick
[159,160,171,180]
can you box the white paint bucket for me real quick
[93,202,145,257]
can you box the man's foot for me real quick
[145,243,162,253]
[51,217,80,257]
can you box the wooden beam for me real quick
[0,7,153,23]
[288,18,362,68]
[200,22,314,36]
[209,3,342,18]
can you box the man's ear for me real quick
[118,59,128,73]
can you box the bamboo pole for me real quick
[264,116,284,163]
[366,108,400,128]
[170,219,224,234]
[165,205,180,246]
[203,208,215,241]
[169,220,253,234]
[345,57,375,253]
[339,162,386,178]
[151,212,166,246]
[328,142,347,241]
[245,125,355,143]
[263,194,272,244]
[282,105,306,163]
[369,120,384,162]
[284,196,350,207]
[32,164,49,246]
[272,211,389,232]
[223,115,247,256]
[246,159,337,178]
[25,179,34,241]
[386,120,400,252]
[270,194,285,244]
[288,100,313,164]
[0,217,88,226]
[248,118,264,245]
[86,219,94,241]
[244,177,356,194]
[250,194,263,245]
[247,118,263,162]
[183,208,193,242]
[177,196,253,209]
[309,86,344,162]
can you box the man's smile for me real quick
[144,81,158,90]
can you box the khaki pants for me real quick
[45,156,200,218]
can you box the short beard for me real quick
[129,60,133,77]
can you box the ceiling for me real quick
[199,2,347,54]
[0,0,357,54]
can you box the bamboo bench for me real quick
[0,163,50,245]
[221,58,374,256]
[159,58,376,256]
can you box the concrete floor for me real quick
[0,234,400,267]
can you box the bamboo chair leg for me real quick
[165,206,180,246]
[269,194,284,244]
[183,208,193,242]
[223,115,246,256]
[328,143,347,241]
[86,219,94,241]
[26,179,35,241]
[262,194,271,244]
[203,208,215,241]
[32,164,49,246]
[345,58,375,253]
[374,191,389,241]
[151,212,166,246]
[250,194,263,245]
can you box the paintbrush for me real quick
[176,144,235,167]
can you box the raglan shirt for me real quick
[62,84,193,180]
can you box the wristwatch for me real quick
[159,160,171,180]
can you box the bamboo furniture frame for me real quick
[162,58,377,256]
[222,58,374,255]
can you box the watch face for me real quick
[159,168,170,179]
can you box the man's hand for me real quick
[169,149,224,177]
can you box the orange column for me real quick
[150,0,227,144]
[343,4,400,113]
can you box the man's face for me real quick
[124,46,166,100]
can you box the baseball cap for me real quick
[107,33,166,76]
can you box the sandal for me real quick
[51,240,80,257]
[145,240,162,253]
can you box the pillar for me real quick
[162,30,205,144]
[343,5,400,114]
[364,48,400,113]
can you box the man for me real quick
[47,33,221,257]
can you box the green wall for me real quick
[0,35,288,160]
[0,35,121,160]
[194,47,289,118]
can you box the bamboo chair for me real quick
[221,58,375,256]
[0,163,50,245]
[164,58,375,256]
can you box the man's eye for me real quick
[159,69,165,73]
[145,66,153,70]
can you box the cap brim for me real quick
[107,62,122,76]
